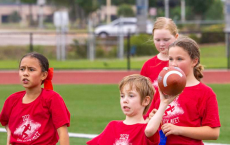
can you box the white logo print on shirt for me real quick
[114,134,132,145]
[162,96,184,125]
[14,115,41,142]
[153,79,158,88]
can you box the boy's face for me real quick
[120,84,145,117]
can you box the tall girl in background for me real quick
[141,17,178,88]
[149,37,220,144]
[0,52,70,145]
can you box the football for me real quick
[158,66,186,96]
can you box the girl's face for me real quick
[153,29,177,55]
[19,57,47,90]
[169,46,198,77]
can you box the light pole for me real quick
[181,0,185,22]
[136,0,148,33]
[164,0,169,18]
[37,0,46,29]
[106,0,111,24]
[225,0,230,69]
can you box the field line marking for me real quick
[0,127,97,138]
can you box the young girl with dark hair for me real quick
[0,52,70,145]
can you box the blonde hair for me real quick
[152,17,178,37]
[119,74,154,115]
[169,37,204,81]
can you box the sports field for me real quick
[0,44,227,70]
[0,84,229,145]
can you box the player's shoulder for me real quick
[109,120,122,125]
[107,120,123,127]
[41,89,62,100]
[5,91,25,103]
[8,90,25,99]
[144,56,158,64]
[197,83,213,91]
[193,83,216,97]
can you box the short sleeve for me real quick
[87,121,116,145]
[200,88,221,127]
[87,134,101,145]
[0,94,20,126]
[146,131,160,145]
[48,93,70,129]
[0,99,11,126]
[140,61,148,77]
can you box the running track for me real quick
[0,70,229,84]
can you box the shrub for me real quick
[96,47,106,58]
[124,34,157,56]
[189,34,201,43]
[199,24,225,44]
[0,46,27,60]
[71,39,87,59]
[200,32,225,44]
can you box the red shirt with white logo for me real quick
[87,121,159,145]
[146,83,221,145]
[0,89,70,145]
[140,55,168,89]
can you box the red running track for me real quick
[0,70,230,85]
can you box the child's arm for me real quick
[57,125,69,145]
[145,91,177,137]
[161,124,220,140]
[5,124,11,145]
[145,101,168,137]
[145,109,157,123]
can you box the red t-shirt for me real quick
[146,83,221,145]
[87,121,159,145]
[0,89,70,145]
[140,55,168,89]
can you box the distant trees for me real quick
[117,4,135,17]
[185,0,215,20]
[15,0,224,28]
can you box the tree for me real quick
[185,0,215,20]
[204,0,224,20]
[117,4,134,17]
[99,0,135,5]
[21,0,37,26]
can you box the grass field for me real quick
[0,44,227,70]
[0,84,229,144]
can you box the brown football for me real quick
[158,66,186,96]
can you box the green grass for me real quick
[200,44,228,69]
[0,44,228,70]
[0,84,229,144]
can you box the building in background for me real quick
[0,3,55,26]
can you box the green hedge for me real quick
[200,32,225,44]
[124,34,158,56]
